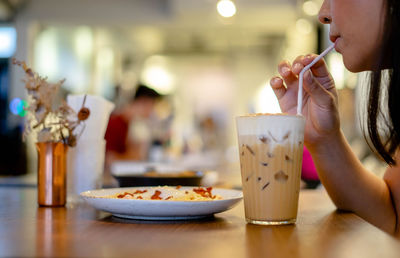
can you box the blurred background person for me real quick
[105,84,163,165]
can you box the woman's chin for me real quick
[343,57,370,73]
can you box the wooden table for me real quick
[1,187,400,258]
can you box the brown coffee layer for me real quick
[239,134,303,221]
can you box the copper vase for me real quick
[36,142,68,207]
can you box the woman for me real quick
[270,0,400,234]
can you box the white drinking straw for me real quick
[297,43,336,115]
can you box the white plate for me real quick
[80,187,243,220]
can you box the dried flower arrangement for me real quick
[13,58,90,147]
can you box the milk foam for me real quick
[236,114,305,137]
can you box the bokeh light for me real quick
[217,0,236,18]
[303,1,319,16]
[0,27,16,58]
[296,18,312,35]
[255,82,281,114]
[141,55,175,94]
[9,98,28,117]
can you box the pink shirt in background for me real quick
[302,146,319,181]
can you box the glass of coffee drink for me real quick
[236,113,305,225]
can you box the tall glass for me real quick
[236,114,305,225]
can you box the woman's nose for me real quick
[318,0,332,24]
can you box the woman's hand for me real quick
[270,55,341,146]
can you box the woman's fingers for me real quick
[270,76,286,100]
[272,54,335,109]
[302,70,335,108]
[290,54,331,77]
[292,54,329,76]
[278,60,298,89]
[291,55,306,75]
[303,54,331,78]
[292,54,334,90]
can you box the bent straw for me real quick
[297,43,336,115]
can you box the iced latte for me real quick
[236,113,305,225]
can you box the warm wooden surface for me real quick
[1,187,400,258]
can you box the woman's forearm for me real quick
[307,130,396,233]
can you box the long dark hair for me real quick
[366,0,400,165]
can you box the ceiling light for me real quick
[217,0,236,18]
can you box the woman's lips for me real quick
[334,38,341,52]
[330,36,341,52]
[329,35,339,43]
